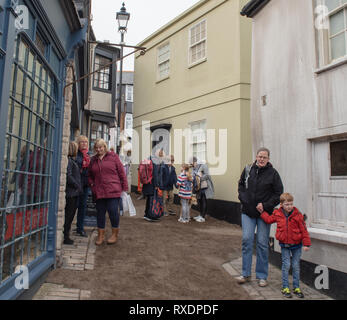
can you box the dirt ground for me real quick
[45,194,250,300]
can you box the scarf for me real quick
[80,149,90,168]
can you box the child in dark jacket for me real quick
[260,192,311,298]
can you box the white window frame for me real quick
[125,84,133,102]
[316,0,347,68]
[157,42,170,81]
[189,119,207,163]
[188,19,207,67]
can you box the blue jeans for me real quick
[76,186,89,232]
[241,213,271,280]
[95,198,120,229]
[281,246,302,289]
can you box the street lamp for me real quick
[116,2,130,154]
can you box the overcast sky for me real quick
[91,0,201,71]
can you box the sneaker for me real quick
[193,215,201,221]
[76,230,87,237]
[178,217,184,222]
[235,275,251,284]
[258,279,268,287]
[164,212,169,217]
[169,211,176,215]
[293,288,305,298]
[281,287,292,298]
[144,216,160,222]
[196,216,205,222]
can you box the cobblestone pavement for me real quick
[33,227,96,300]
[222,257,333,300]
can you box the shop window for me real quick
[90,121,110,149]
[330,140,347,176]
[0,36,56,284]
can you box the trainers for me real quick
[178,217,184,222]
[235,276,251,284]
[258,279,268,287]
[144,216,159,222]
[196,216,205,222]
[193,215,201,221]
[164,212,169,217]
[281,287,292,298]
[293,288,305,298]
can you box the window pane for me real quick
[326,0,341,11]
[330,10,345,35]
[330,32,346,59]
[330,140,347,175]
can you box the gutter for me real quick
[240,0,271,18]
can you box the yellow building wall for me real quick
[132,0,252,203]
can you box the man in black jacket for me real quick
[236,148,283,287]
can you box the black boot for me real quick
[64,237,74,245]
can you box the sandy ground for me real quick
[45,194,250,300]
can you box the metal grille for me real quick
[0,36,56,284]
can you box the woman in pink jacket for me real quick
[88,139,128,245]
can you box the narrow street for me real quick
[34,194,248,300]
[33,194,332,300]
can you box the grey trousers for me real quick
[181,198,190,221]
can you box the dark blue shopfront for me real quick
[0,0,86,299]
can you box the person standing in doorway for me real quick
[236,147,284,287]
[75,135,91,237]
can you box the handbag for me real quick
[200,179,208,190]
[127,194,136,216]
[148,189,164,219]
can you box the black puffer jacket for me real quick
[66,157,82,198]
[238,162,283,218]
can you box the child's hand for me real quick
[303,246,310,252]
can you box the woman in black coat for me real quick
[63,142,82,245]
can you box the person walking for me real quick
[75,135,91,237]
[260,192,311,298]
[236,147,284,287]
[190,157,214,222]
[176,164,192,223]
[63,142,82,245]
[88,139,128,245]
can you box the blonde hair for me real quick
[182,163,192,181]
[68,141,78,158]
[93,138,108,153]
[280,192,294,204]
[77,135,88,144]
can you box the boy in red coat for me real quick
[260,193,311,298]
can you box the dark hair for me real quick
[256,147,270,157]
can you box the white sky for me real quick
[91,0,201,71]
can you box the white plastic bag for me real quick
[127,194,136,216]
[121,191,129,213]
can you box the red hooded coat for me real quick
[261,207,311,247]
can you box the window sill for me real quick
[156,75,169,84]
[315,56,347,74]
[308,226,347,246]
[188,57,207,69]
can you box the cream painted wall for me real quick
[89,90,112,113]
[132,0,252,203]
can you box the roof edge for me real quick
[240,0,270,18]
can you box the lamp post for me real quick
[116,2,130,154]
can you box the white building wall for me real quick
[251,0,347,273]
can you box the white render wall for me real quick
[250,0,347,273]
